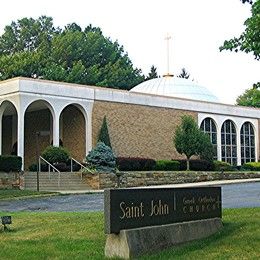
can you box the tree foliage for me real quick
[177,68,190,79]
[220,0,260,60]
[173,115,214,170]
[145,65,158,80]
[86,142,116,173]
[236,87,260,107]
[0,16,145,90]
[98,116,112,148]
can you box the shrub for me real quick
[155,160,180,171]
[0,155,22,172]
[117,157,156,171]
[213,160,234,171]
[41,146,70,164]
[242,162,260,171]
[176,159,214,171]
[98,116,112,148]
[86,142,116,172]
[28,163,48,172]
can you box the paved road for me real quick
[0,182,259,212]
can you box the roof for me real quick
[130,76,219,103]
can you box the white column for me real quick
[0,111,3,155]
[52,112,60,147]
[217,130,222,161]
[85,111,92,156]
[17,110,25,170]
[237,133,241,166]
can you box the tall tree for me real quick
[145,65,158,80]
[173,115,214,170]
[220,0,260,60]
[220,0,260,106]
[177,68,190,79]
[0,16,145,90]
[236,87,260,107]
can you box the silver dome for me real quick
[130,76,219,103]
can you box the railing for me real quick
[39,156,61,187]
[70,157,91,180]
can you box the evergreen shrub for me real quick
[154,160,180,171]
[41,146,70,164]
[177,159,214,171]
[241,162,260,171]
[0,155,22,172]
[213,160,235,171]
[117,157,156,171]
[86,142,116,172]
[98,116,112,148]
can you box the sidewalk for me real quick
[57,178,260,194]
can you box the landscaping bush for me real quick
[0,155,22,172]
[117,157,156,171]
[41,146,70,164]
[86,142,116,172]
[28,163,48,172]
[213,160,234,171]
[154,160,180,171]
[241,162,260,171]
[176,159,214,171]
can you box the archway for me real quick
[59,104,86,162]
[221,120,237,165]
[24,100,54,169]
[1,101,18,155]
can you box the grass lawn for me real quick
[0,208,259,259]
[0,189,58,200]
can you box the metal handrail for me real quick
[70,157,90,180]
[39,156,61,187]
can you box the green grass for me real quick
[0,208,259,259]
[0,189,57,200]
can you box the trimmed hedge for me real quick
[42,146,70,164]
[117,157,156,171]
[155,160,180,171]
[176,159,214,171]
[242,162,260,171]
[28,162,81,172]
[0,155,22,172]
[213,160,234,171]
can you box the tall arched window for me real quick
[200,118,217,160]
[240,122,255,164]
[221,120,237,165]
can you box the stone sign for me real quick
[105,187,221,234]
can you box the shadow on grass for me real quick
[141,221,246,259]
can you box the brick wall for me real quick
[62,105,85,162]
[2,116,13,155]
[24,109,51,168]
[92,101,197,160]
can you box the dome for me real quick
[130,76,219,103]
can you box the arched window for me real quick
[200,118,217,160]
[240,122,255,164]
[221,120,237,165]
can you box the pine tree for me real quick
[98,116,112,148]
[145,65,158,80]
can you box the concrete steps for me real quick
[24,171,92,191]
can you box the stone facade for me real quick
[0,171,21,189]
[85,171,260,189]
[92,101,196,160]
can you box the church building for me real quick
[0,76,259,169]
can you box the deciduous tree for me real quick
[173,115,214,170]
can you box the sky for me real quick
[0,0,259,104]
